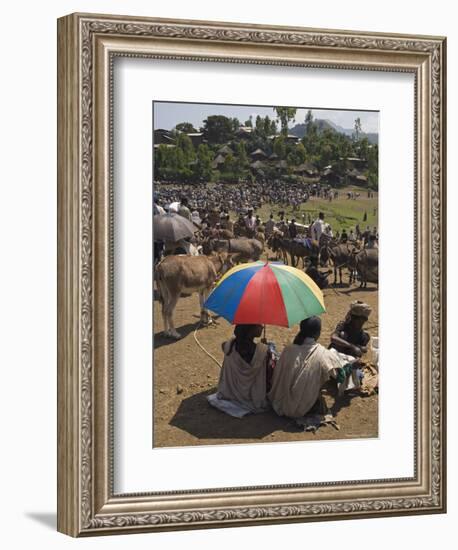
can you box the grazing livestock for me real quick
[155,254,232,339]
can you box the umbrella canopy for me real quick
[204,261,325,328]
[153,212,197,242]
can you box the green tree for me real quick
[270,119,278,135]
[305,109,314,134]
[264,116,273,137]
[254,115,264,138]
[176,132,195,163]
[244,115,253,127]
[358,137,370,160]
[231,117,240,133]
[175,122,197,133]
[366,144,378,190]
[353,117,362,142]
[273,135,287,159]
[287,142,307,166]
[235,141,249,174]
[202,115,235,144]
[273,106,297,136]
[193,144,214,181]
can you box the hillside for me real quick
[290,118,379,145]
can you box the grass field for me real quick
[256,186,378,233]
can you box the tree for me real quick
[358,137,370,160]
[353,117,362,142]
[193,144,213,181]
[366,144,378,190]
[202,115,235,144]
[231,117,240,133]
[235,141,249,174]
[305,110,314,134]
[255,115,264,137]
[222,154,237,174]
[287,142,307,166]
[270,119,278,135]
[264,116,273,137]
[273,135,287,159]
[273,106,297,136]
[175,122,197,133]
[244,115,253,127]
[254,115,272,140]
[176,132,195,164]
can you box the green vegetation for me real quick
[154,109,378,188]
[255,187,378,233]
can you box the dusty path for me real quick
[153,277,378,449]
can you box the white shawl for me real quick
[216,340,269,413]
[267,338,343,418]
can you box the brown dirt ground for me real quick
[153,255,378,449]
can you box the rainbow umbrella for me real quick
[204,261,325,328]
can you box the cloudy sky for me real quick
[153,101,379,134]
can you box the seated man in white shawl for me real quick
[267,316,361,419]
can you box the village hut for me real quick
[250,148,268,161]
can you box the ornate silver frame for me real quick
[57,13,446,536]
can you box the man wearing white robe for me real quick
[311,212,325,242]
[267,316,354,418]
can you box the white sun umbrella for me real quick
[153,212,198,242]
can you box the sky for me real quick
[153,101,379,134]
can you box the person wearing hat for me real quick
[329,300,372,358]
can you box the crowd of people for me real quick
[209,300,375,424]
[154,180,336,217]
[154,185,379,430]
[155,190,378,249]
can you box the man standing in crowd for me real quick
[311,212,325,242]
[244,208,256,238]
[264,214,275,237]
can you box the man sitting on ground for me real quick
[329,300,371,358]
[267,316,362,419]
[305,257,331,289]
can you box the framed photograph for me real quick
[57,13,446,537]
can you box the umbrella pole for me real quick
[263,324,266,342]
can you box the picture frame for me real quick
[57,12,446,537]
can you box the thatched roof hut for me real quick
[218,145,233,156]
[212,154,226,169]
[250,148,268,161]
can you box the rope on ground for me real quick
[328,285,344,297]
[193,321,223,369]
